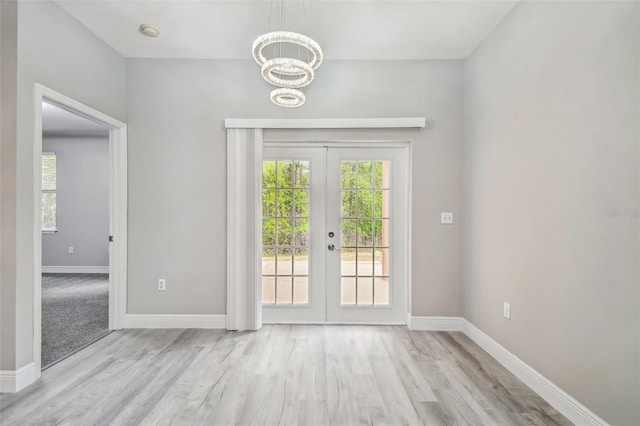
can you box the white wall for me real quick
[126,59,464,316]
[42,136,109,269]
[2,0,126,371]
[462,1,639,424]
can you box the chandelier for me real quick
[252,2,323,108]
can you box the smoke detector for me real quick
[139,24,159,38]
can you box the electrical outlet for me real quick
[158,279,166,291]
[68,246,74,254]
[503,302,511,319]
[441,212,454,224]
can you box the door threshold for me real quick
[42,330,113,371]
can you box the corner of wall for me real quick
[0,0,19,372]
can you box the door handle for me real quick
[328,244,341,252]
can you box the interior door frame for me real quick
[263,141,412,325]
[33,84,128,375]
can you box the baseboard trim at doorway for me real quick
[123,314,227,329]
[0,363,36,393]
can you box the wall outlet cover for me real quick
[441,212,454,224]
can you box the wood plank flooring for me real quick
[0,326,571,425]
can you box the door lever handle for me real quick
[328,244,341,252]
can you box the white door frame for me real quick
[33,84,128,374]
[262,143,411,325]
[325,145,409,324]
[226,118,423,330]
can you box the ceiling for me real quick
[54,0,518,60]
[42,102,110,136]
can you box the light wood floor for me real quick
[0,326,570,425]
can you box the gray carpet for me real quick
[42,273,110,368]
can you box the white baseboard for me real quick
[42,266,109,274]
[0,363,36,393]
[407,315,463,331]
[263,320,406,325]
[406,317,608,425]
[461,319,608,426]
[123,314,227,329]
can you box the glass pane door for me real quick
[339,160,390,306]
[326,147,407,323]
[261,147,326,323]
[262,145,407,324]
[262,159,310,305]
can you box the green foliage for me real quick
[263,161,309,248]
[262,160,389,250]
[341,161,387,247]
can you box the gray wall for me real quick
[462,1,639,424]
[126,59,464,315]
[42,136,109,268]
[5,4,637,424]
[0,0,19,371]
[2,0,126,371]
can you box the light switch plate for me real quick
[441,212,454,224]
[504,302,511,319]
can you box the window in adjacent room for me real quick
[42,152,57,233]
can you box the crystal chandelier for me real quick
[252,2,323,107]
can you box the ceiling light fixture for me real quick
[252,1,322,107]
[139,24,159,38]
[261,58,314,89]
[270,88,306,108]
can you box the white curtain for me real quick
[226,128,263,330]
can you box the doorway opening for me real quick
[40,101,111,368]
[261,144,409,324]
[33,84,127,376]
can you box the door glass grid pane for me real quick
[262,160,310,305]
[340,160,391,306]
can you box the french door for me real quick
[262,145,408,324]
